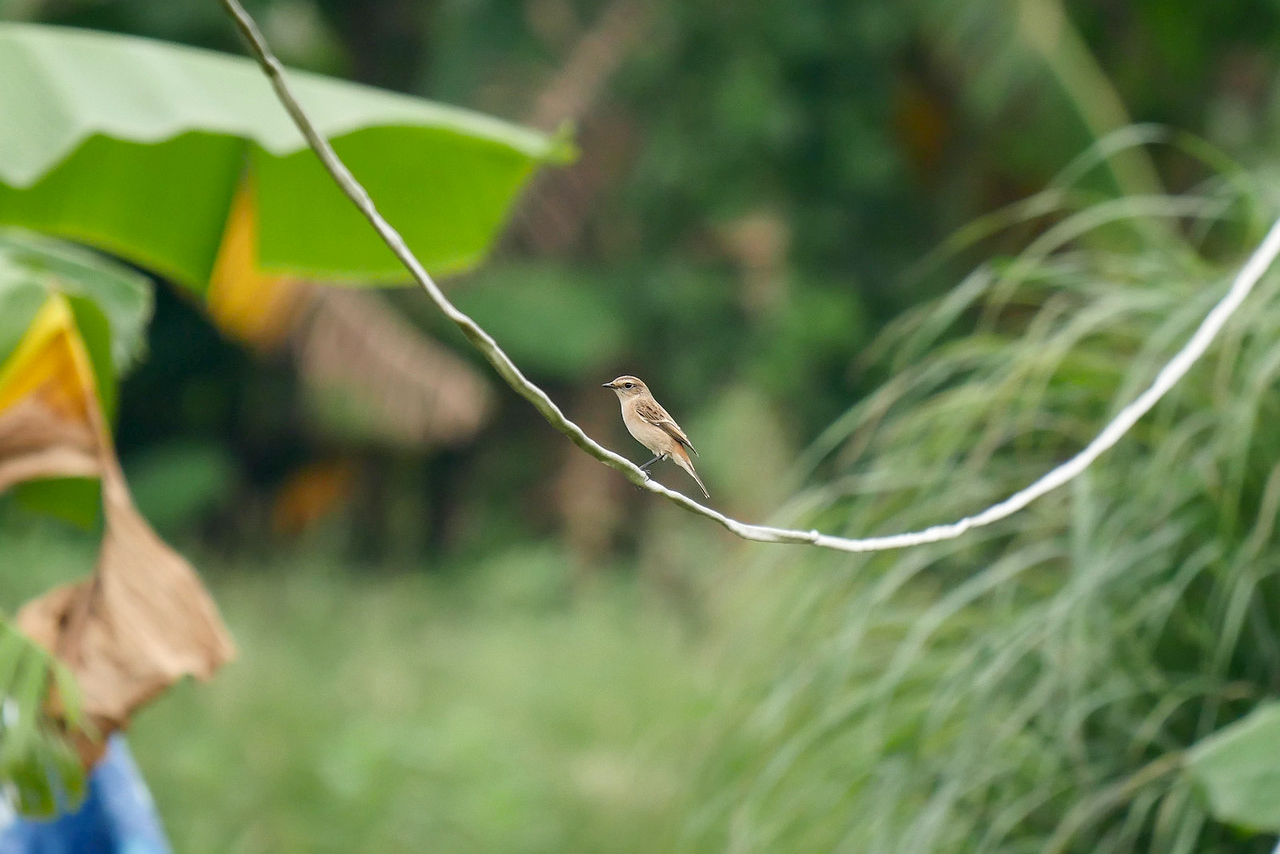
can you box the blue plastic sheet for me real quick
[0,736,172,854]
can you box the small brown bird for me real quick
[603,375,709,498]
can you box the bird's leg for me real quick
[638,454,664,472]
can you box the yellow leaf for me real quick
[206,180,306,350]
[0,295,99,422]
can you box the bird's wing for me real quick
[635,398,698,456]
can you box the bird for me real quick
[602,375,709,499]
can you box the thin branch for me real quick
[217,0,1280,553]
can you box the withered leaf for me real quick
[3,295,234,765]
[0,396,100,491]
[18,460,236,762]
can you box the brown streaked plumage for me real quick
[602,375,709,498]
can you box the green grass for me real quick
[1,533,709,854]
[669,154,1280,853]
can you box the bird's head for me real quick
[602,375,648,399]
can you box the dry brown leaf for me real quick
[295,286,494,448]
[0,396,100,491]
[19,461,236,763]
[2,295,234,765]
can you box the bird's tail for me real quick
[672,448,710,499]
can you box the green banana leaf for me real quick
[0,229,152,380]
[1186,701,1280,833]
[0,23,572,293]
[0,228,154,526]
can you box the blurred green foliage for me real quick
[0,516,93,819]
[450,263,628,380]
[0,621,86,819]
[123,548,702,854]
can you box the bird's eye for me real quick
[624,382,634,389]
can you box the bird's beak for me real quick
[601,381,614,388]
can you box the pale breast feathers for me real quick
[634,398,698,456]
